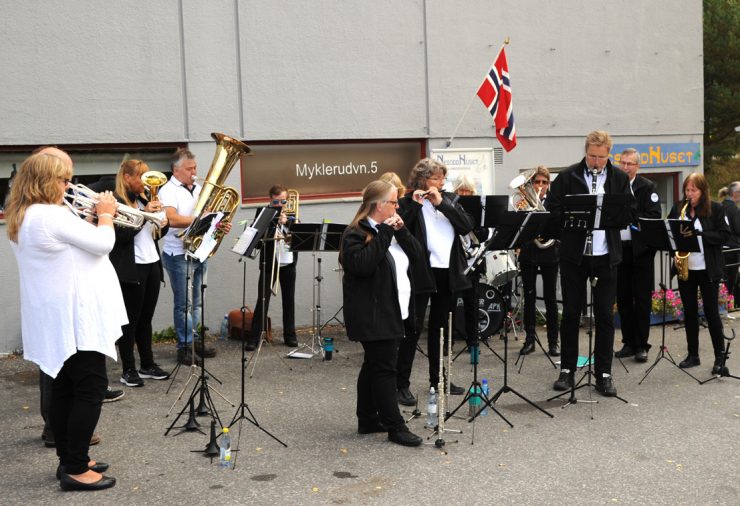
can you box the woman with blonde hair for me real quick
[341,180,424,446]
[6,150,126,491]
[109,160,169,387]
[379,171,406,200]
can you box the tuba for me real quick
[64,183,163,230]
[180,132,252,257]
[508,170,554,249]
[674,200,690,281]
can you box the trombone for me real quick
[269,190,299,295]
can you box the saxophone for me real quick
[674,200,690,281]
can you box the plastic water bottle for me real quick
[468,385,481,417]
[480,379,489,416]
[323,337,334,361]
[219,427,231,469]
[219,314,229,341]
[425,387,437,428]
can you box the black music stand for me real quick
[288,222,345,360]
[226,208,287,461]
[547,193,631,411]
[637,217,702,385]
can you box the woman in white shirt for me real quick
[6,152,126,491]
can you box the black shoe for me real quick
[712,357,729,375]
[448,382,465,395]
[679,355,700,368]
[59,473,116,492]
[244,341,258,352]
[614,345,635,358]
[103,386,124,403]
[519,337,536,355]
[387,427,422,447]
[635,349,648,363]
[138,364,170,380]
[358,420,387,434]
[548,342,561,357]
[57,462,110,480]
[285,339,298,347]
[553,371,573,391]
[194,342,217,358]
[119,369,144,388]
[595,374,617,397]
[397,387,416,406]
[177,348,203,366]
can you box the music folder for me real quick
[562,193,631,231]
[231,206,278,257]
[638,218,701,253]
[290,222,346,252]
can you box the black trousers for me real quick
[118,261,161,371]
[724,250,739,304]
[250,262,297,342]
[51,351,108,475]
[40,369,53,433]
[422,268,456,386]
[521,262,559,343]
[395,316,418,390]
[357,339,404,431]
[616,244,654,351]
[560,256,617,376]
[677,270,725,358]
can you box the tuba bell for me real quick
[508,170,554,249]
[674,200,690,281]
[180,132,252,257]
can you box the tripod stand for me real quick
[227,258,287,467]
[514,267,558,372]
[700,329,738,384]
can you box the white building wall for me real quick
[0,0,704,353]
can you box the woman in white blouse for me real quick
[6,151,127,491]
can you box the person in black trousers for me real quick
[518,166,561,357]
[341,180,425,446]
[614,149,662,363]
[247,185,298,350]
[546,130,633,397]
[720,181,740,304]
[669,173,731,374]
[396,158,474,405]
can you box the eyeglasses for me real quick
[586,154,608,161]
[533,179,549,185]
[620,161,638,167]
[271,199,288,205]
[384,200,399,206]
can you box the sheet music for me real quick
[232,226,259,255]
[189,211,224,262]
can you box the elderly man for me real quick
[614,148,661,363]
[722,181,740,303]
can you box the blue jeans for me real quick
[162,252,207,349]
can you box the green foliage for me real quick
[704,0,740,164]
[152,326,176,343]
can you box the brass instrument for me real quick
[141,170,167,201]
[675,200,690,281]
[270,190,299,295]
[284,189,299,219]
[180,132,252,257]
[63,183,163,230]
[508,170,554,249]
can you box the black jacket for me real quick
[398,190,474,293]
[667,200,730,281]
[628,175,662,258]
[545,159,633,267]
[255,209,299,272]
[722,198,740,249]
[340,220,425,342]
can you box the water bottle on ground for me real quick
[468,385,481,417]
[219,427,231,469]
[219,314,229,341]
[480,378,489,416]
[425,387,437,428]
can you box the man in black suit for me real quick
[546,131,633,397]
[721,181,740,303]
[614,148,662,362]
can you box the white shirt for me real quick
[583,168,608,255]
[11,204,128,378]
[687,217,706,270]
[421,199,455,267]
[368,218,412,320]
[620,178,635,241]
[133,205,165,264]
[158,177,202,255]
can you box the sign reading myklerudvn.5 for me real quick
[240,140,425,203]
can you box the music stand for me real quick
[547,193,631,411]
[636,217,702,385]
[288,222,345,360]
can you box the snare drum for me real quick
[485,250,518,287]
[477,283,504,338]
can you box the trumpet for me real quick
[675,200,690,281]
[63,183,164,230]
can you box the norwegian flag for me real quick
[476,47,517,151]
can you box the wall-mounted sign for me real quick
[611,143,701,168]
[240,140,424,202]
[430,148,495,195]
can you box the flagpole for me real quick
[445,37,510,148]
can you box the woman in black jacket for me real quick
[668,173,730,374]
[109,160,170,387]
[341,180,425,447]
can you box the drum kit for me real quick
[476,249,519,338]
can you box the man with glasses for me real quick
[247,185,298,350]
[545,131,633,397]
[614,149,661,363]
